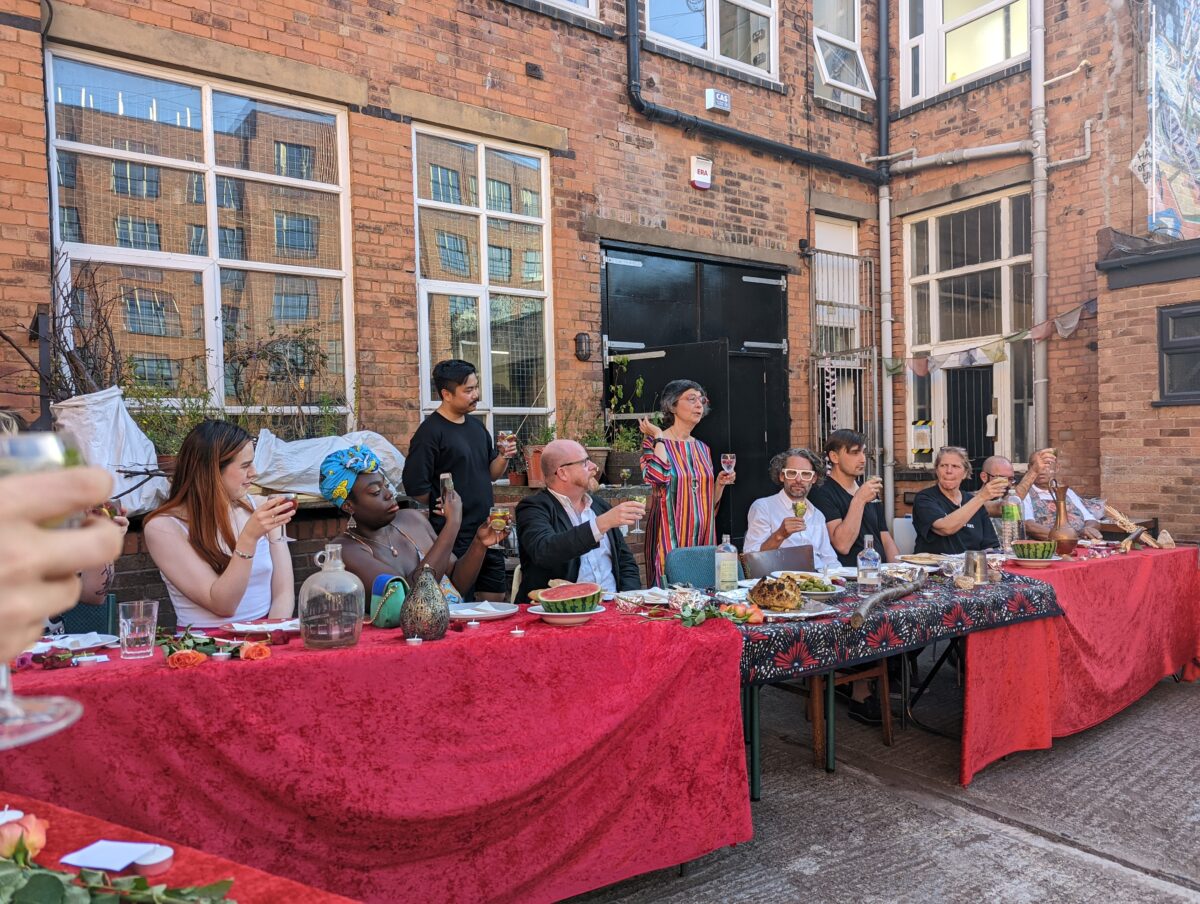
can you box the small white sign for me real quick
[705,88,732,113]
[690,156,713,190]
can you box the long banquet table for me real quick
[963,547,1200,784]
[7,610,752,903]
[0,792,355,903]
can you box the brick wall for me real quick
[1096,268,1200,542]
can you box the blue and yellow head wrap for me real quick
[319,444,382,509]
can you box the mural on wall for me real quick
[1149,0,1200,239]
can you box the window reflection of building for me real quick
[49,54,350,419]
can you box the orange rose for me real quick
[239,642,271,661]
[166,650,207,670]
[0,814,49,860]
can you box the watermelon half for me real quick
[538,582,603,612]
[1011,539,1056,559]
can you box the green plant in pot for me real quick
[605,358,646,484]
[524,421,557,488]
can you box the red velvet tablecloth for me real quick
[7,609,751,903]
[0,792,353,902]
[963,548,1200,785]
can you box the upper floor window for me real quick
[648,0,777,78]
[430,164,462,205]
[901,0,1029,106]
[275,141,315,180]
[813,0,875,109]
[1158,302,1200,405]
[275,212,317,258]
[115,215,161,251]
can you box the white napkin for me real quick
[452,602,510,617]
[30,633,107,655]
[61,840,157,871]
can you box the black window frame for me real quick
[1157,301,1200,406]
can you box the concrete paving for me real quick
[572,649,1200,903]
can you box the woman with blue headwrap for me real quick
[319,445,508,601]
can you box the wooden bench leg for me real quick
[748,684,761,801]
[809,674,825,769]
[879,662,894,746]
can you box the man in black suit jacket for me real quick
[515,440,646,603]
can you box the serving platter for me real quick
[448,602,518,621]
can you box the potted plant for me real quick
[604,357,646,484]
[578,420,611,480]
[508,451,528,486]
[524,422,557,488]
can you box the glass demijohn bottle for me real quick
[298,543,365,650]
[856,535,881,591]
[715,534,739,592]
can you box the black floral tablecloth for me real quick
[738,572,1062,685]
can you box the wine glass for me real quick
[720,453,736,474]
[0,433,85,749]
[618,468,632,487]
[630,495,648,535]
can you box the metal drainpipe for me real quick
[876,0,896,524]
[1031,0,1049,449]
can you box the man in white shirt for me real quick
[743,448,840,570]
[514,440,645,602]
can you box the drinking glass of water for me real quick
[720,453,736,474]
[118,600,159,660]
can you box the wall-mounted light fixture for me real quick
[574,332,592,361]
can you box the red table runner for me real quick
[963,548,1200,785]
[0,792,353,902]
[8,609,751,903]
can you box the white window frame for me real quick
[900,0,1029,107]
[46,47,356,419]
[902,188,1032,467]
[413,124,555,436]
[812,0,876,101]
[647,0,779,81]
[539,0,599,20]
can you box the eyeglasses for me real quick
[556,458,592,471]
[680,394,709,405]
[780,469,816,481]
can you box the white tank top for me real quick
[159,498,275,628]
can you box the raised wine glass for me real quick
[720,453,736,474]
[629,495,648,535]
[0,433,85,750]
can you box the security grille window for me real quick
[48,52,353,421]
[414,126,553,440]
[1158,302,1200,405]
[905,190,1033,465]
[813,0,875,109]
[648,0,778,78]
[901,0,1029,105]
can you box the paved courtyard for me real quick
[574,648,1200,903]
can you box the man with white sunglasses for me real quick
[742,447,839,571]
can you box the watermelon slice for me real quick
[537,581,603,612]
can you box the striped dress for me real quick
[641,436,717,587]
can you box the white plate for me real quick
[766,571,840,597]
[528,604,605,626]
[30,634,118,655]
[762,603,839,620]
[1009,555,1063,569]
[616,588,672,606]
[737,578,759,589]
[715,588,751,603]
[448,602,519,621]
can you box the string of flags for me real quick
[884,298,1098,376]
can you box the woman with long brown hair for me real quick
[144,421,296,627]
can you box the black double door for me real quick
[945,365,994,492]
[601,245,790,543]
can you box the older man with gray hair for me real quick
[742,447,839,569]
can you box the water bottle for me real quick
[1000,484,1024,554]
[715,534,739,592]
[857,535,881,591]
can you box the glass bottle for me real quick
[298,544,364,650]
[857,535,881,591]
[1000,484,1024,554]
[715,534,739,592]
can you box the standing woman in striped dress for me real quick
[638,380,736,587]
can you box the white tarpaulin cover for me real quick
[252,429,406,496]
[51,386,170,515]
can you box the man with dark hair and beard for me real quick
[808,429,900,568]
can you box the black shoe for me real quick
[848,695,883,726]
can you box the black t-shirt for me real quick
[911,485,999,554]
[401,411,497,554]
[807,478,888,567]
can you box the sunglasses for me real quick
[780,469,816,481]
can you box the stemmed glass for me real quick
[720,453,737,474]
[629,495,648,535]
[0,433,85,750]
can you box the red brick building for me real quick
[0,0,1195,546]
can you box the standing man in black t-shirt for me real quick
[808,429,900,568]
[402,359,517,600]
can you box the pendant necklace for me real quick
[347,524,400,557]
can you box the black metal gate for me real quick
[945,365,994,491]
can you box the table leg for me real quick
[749,684,761,801]
[906,637,963,740]
[809,674,825,769]
[824,671,836,773]
[741,685,751,743]
[900,654,910,730]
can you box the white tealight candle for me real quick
[0,809,24,825]
[211,651,232,661]
[510,628,525,637]
[405,637,423,646]
[466,620,481,629]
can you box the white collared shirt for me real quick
[547,489,617,593]
[743,489,841,569]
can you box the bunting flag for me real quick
[890,301,1095,375]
